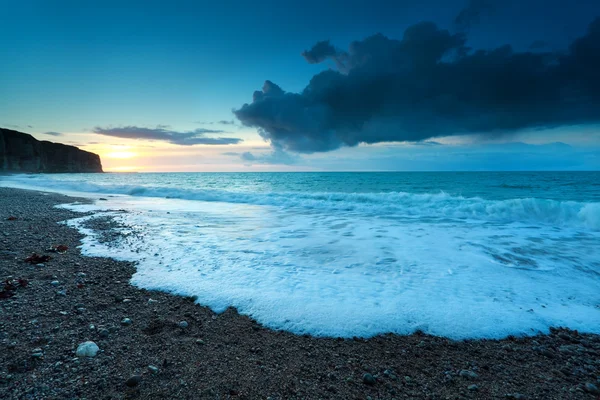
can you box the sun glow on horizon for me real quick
[104,150,138,159]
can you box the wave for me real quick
[2,174,599,230]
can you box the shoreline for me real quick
[1,187,599,399]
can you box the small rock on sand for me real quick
[76,341,100,357]
[362,373,376,385]
[584,383,599,394]
[459,370,479,380]
[125,375,142,387]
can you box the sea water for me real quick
[2,171,599,339]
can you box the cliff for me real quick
[0,128,103,173]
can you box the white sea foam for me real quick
[58,195,600,339]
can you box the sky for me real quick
[1,0,599,171]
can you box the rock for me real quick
[584,383,599,394]
[50,281,59,286]
[125,375,142,387]
[121,318,132,326]
[195,339,205,345]
[98,328,110,338]
[0,128,103,173]
[31,348,44,358]
[178,321,188,328]
[362,373,376,385]
[468,384,479,391]
[75,341,100,357]
[459,370,479,380]
[148,365,159,374]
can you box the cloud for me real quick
[223,149,299,165]
[93,126,242,146]
[234,18,600,153]
[196,120,236,125]
[43,131,63,136]
[302,40,340,64]
[454,0,494,30]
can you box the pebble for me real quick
[178,321,189,328]
[506,394,526,399]
[98,328,110,338]
[584,383,599,394]
[121,318,132,326]
[148,299,158,304]
[50,280,59,286]
[362,373,376,385]
[148,365,159,374]
[31,348,44,358]
[125,375,142,387]
[468,384,479,391]
[75,341,100,357]
[57,290,67,296]
[459,370,479,380]
[195,339,205,345]
[36,263,45,267]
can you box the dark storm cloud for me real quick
[234,18,600,153]
[43,131,63,136]
[454,0,494,30]
[301,40,339,64]
[93,126,242,146]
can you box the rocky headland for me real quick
[0,128,102,173]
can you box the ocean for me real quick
[2,171,599,339]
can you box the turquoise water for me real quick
[5,171,600,200]
[2,171,599,338]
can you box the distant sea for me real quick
[2,171,599,339]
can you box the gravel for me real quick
[1,186,599,399]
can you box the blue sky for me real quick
[1,0,599,171]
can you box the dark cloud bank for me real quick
[93,126,242,146]
[234,17,600,153]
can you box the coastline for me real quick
[0,187,599,399]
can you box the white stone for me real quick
[76,341,100,357]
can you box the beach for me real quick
[0,186,598,399]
